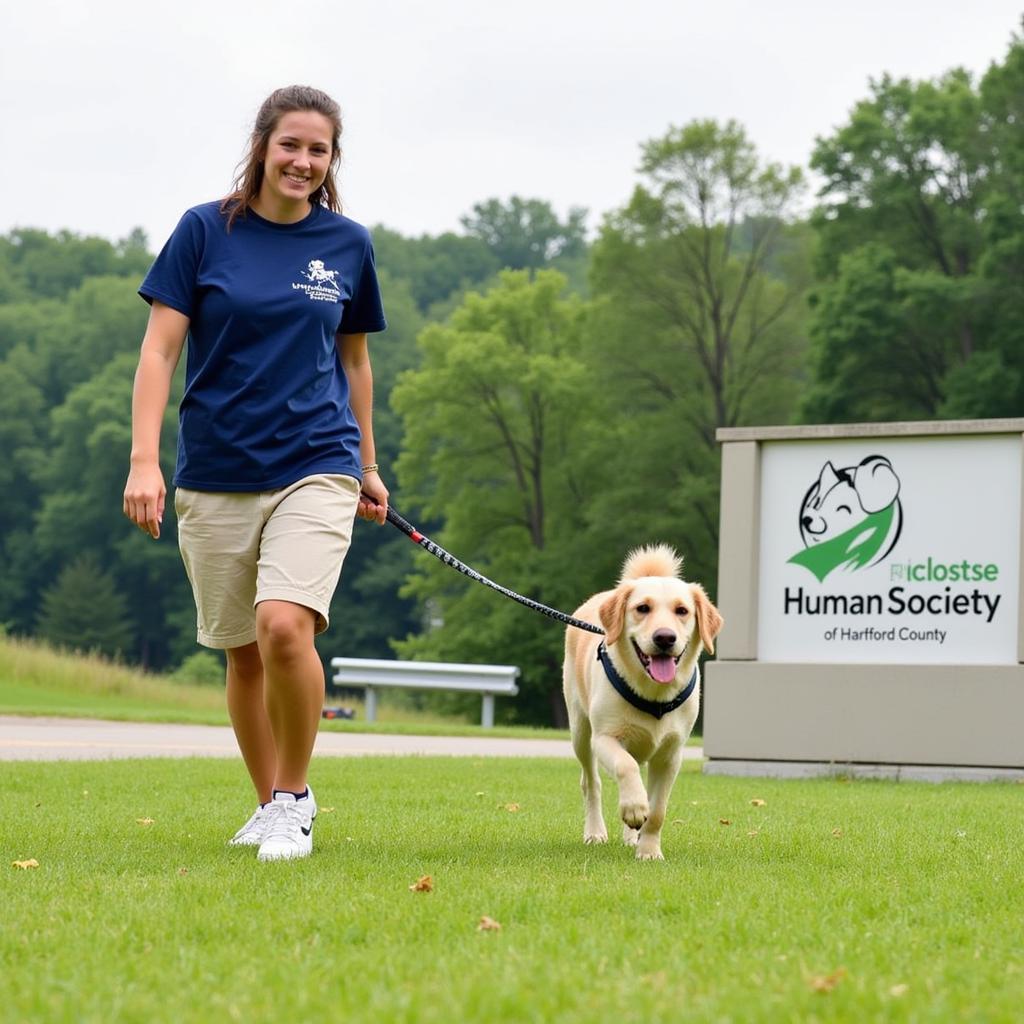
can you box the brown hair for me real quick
[221,85,343,229]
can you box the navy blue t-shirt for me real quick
[140,201,387,492]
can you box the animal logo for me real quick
[302,259,340,289]
[788,455,903,581]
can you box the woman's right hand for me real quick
[124,460,166,539]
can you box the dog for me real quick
[562,544,722,861]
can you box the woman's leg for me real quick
[224,641,276,804]
[255,600,323,794]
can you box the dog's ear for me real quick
[813,462,841,504]
[691,585,724,656]
[854,455,900,513]
[598,586,630,646]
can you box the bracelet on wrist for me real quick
[361,463,379,475]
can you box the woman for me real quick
[123,85,388,862]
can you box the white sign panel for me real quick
[757,436,1021,664]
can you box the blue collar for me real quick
[596,642,697,720]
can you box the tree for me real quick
[29,352,189,666]
[391,270,597,723]
[585,120,809,575]
[0,228,151,301]
[36,554,134,659]
[370,227,500,313]
[460,196,588,272]
[0,361,47,629]
[803,29,1024,421]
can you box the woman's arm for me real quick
[337,331,388,524]
[123,301,189,538]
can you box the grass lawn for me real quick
[0,634,568,740]
[3,756,1022,1023]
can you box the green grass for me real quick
[0,635,226,722]
[3,757,1021,1023]
[0,634,568,740]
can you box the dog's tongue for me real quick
[649,655,677,684]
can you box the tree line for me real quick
[3,30,1021,723]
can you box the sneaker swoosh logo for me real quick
[301,825,312,836]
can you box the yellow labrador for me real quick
[562,544,723,860]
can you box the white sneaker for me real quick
[257,787,317,862]
[228,804,271,847]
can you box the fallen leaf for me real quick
[12,859,39,870]
[136,818,155,826]
[178,868,188,876]
[955,829,967,838]
[719,818,732,826]
[478,916,502,932]
[502,803,520,812]
[808,968,847,993]
[475,791,485,797]
[747,829,760,837]
[831,828,843,838]
[750,798,767,807]
[890,983,909,997]
[409,875,433,893]
[320,807,335,814]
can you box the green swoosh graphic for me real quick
[788,504,896,582]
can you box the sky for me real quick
[1,1,1021,251]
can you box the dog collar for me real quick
[596,641,697,720]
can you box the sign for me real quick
[757,435,1021,664]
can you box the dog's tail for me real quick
[620,543,683,582]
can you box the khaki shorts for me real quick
[174,474,360,649]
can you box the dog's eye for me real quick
[635,603,650,615]
[837,504,852,514]
[676,606,689,617]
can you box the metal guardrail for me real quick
[329,657,520,728]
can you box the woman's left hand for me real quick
[358,471,389,524]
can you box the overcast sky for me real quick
[2,1,1021,251]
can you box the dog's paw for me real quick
[618,797,649,830]
[636,845,664,861]
[622,824,640,847]
[636,832,664,860]
[583,829,609,845]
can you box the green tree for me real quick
[29,352,189,666]
[370,227,500,313]
[0,228,151,301]
[460,196,588,271]
[803,30,1024,421]
[391,270,597,723]
[586,120,809,579]
[0,361,47,629]
[36,553,134,659]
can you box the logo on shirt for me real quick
[292,259,341,302]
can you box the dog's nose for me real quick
[801,515,813,530]
[653,628,676,651]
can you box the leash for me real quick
[373,499,700,719]
[379,503,604,635]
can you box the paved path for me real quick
[0,715,704,762]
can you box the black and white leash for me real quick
[381,505,604,636]
[378,502,698,714]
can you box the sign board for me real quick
[757,435,1021,664]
